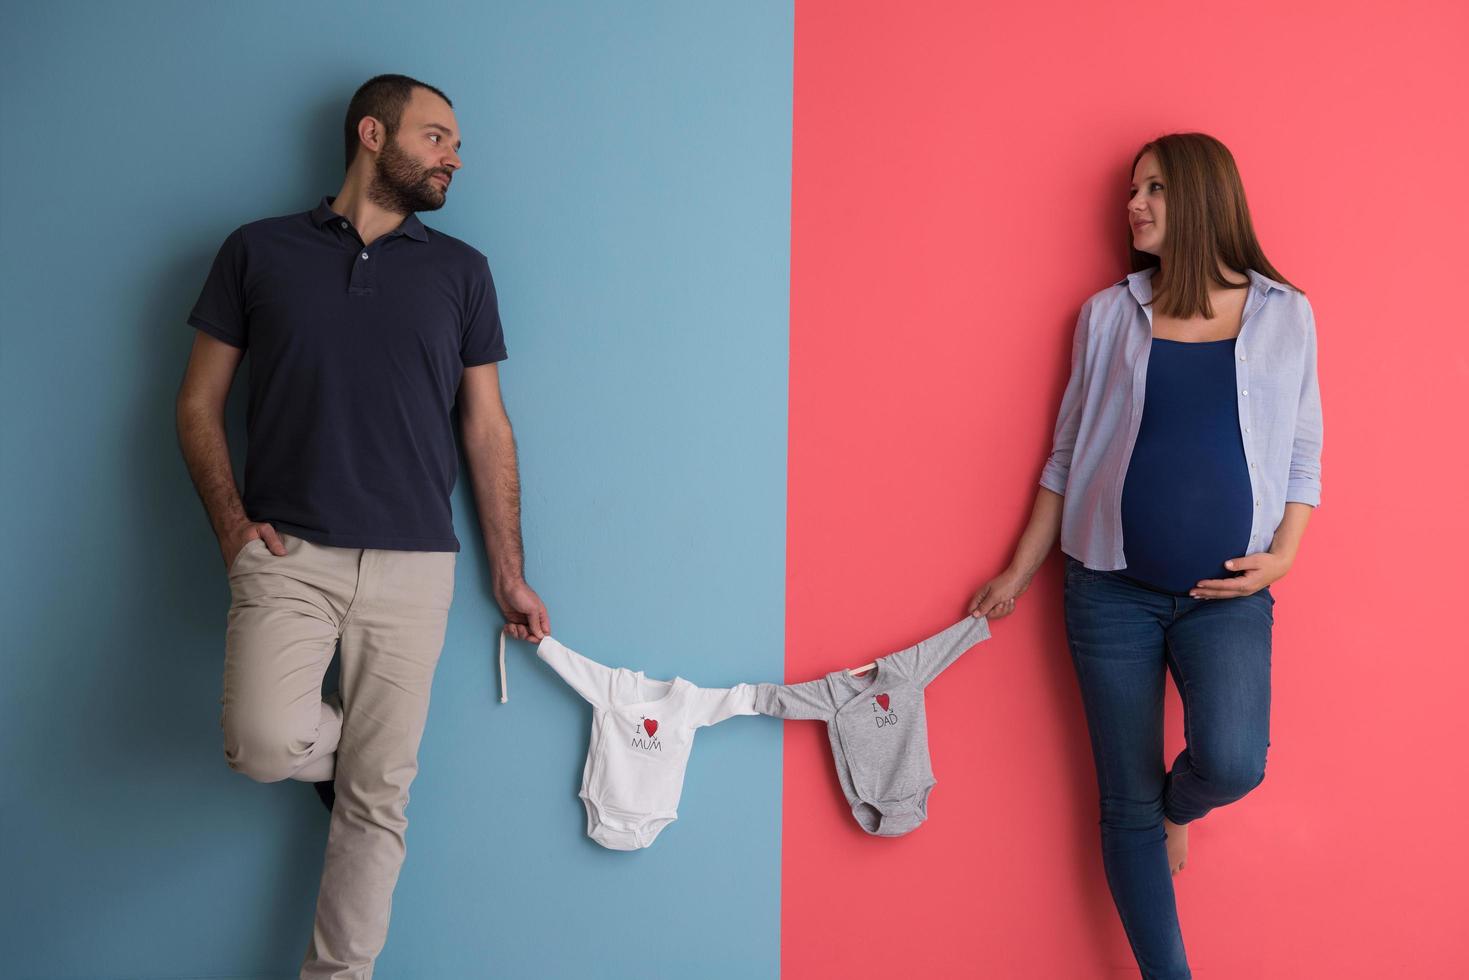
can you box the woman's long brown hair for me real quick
[1129,133,1304,318]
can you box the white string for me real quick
[499,629,509,703]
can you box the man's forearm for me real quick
[176,400,248,538]
[462,422,526,584]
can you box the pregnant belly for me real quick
[1120,447,1255,595]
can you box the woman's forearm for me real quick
[1009,486,1065,579]
[1267,501,1313,564]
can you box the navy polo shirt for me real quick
[187,194,508,552]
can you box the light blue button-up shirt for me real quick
[1040,266,1323,571]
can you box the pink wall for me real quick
[782,1,1469,976]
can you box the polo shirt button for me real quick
[1244,427,1250,433]
[1239,354,1246,361]
[1255,499,1261,506]
[1241,389,1248,396]
[361,252,369,260]
[340,221,347,229]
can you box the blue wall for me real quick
[0,2,792,976]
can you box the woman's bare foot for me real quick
[1163,818,1188,875]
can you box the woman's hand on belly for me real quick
[1190,550,1292,599]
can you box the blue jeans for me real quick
[1062,554,1273,980]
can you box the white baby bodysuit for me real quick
[536,635,759,850]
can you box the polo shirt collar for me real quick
[311,194,428,243]
[1116,265,1288,307]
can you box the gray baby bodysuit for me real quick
[755,615,992,836]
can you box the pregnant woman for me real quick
[968,132,1323,979]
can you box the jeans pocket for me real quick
[1065,556,1108,584]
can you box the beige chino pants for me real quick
[219,531,456,979]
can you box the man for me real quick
[175,74,549,978]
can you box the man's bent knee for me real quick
[223,718,314,783]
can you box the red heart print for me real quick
[643,719,658,737]
[875,694,890,712]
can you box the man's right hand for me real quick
[221,521,288,571]
[497,578,550,644]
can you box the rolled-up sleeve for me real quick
[1285,296,1323,506]
[1039,301,1090,495]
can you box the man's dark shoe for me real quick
[312,779,335,813]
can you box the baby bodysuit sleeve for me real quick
[893,615,992,688]
[753,679,838,720]
[536,636,614,707]
[686,683,759,728]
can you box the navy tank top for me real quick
[1119,337,1255,595]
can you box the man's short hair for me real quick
[343,74,453,172]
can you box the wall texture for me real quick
[0,2,791,977]
[782,1,1468,977]
[3,1,1465,978]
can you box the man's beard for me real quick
[366,133,447,215]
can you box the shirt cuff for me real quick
[1285,482,1321,506]
[1038,468,1068,494]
